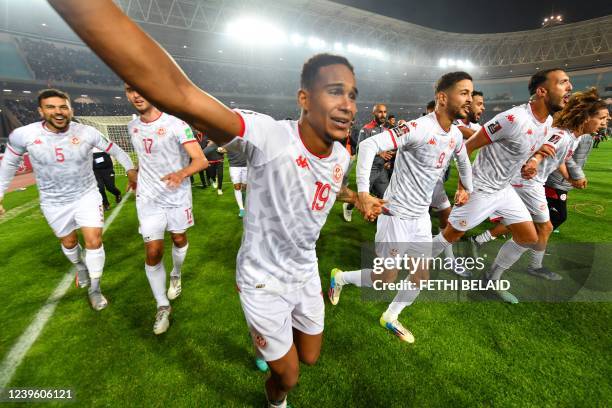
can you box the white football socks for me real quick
[431,233,451,258]
[234,189,244,210]
[335,269,373,287]
[475,230,495,245]
[487,239,529,280]
[528,249,545,269]
[145,262,170,308]
[61,243,87,271]
[85,246,105,280]
[385,284,421,321]
[171,243,189,278]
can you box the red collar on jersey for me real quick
[297,123,332,159]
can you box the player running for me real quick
[125,84,208,335]
[0,88,136,311]
[329,72,474,343]
[48,2,383,406]
[472,88,609,287]
[428,68,573,303]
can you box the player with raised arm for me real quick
[428,69,572,303]
[472,89,609,284]
[125,84,208,335]
[329,72,474,342]
[47,2,382,406]
[0,88,136,311]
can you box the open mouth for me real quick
[331,117,350,129]
[562,94,570,103]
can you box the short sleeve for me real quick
[542,129,568,153]
[234,110,288,165]
[7,128,27,156]
[395,120,428,150]
[481,111,519,144]
[174,120,197,145]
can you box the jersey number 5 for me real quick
[55,147,65,163]
[312,182,331,211]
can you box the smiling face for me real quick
[38,96,73,132]
[125,83,154,114]
[439,79,474,120]
[298,63,358,142]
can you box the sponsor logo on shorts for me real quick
[389,248,399,257]
[332,164,343,184]
[251,329,267,348]
[459,220,468,228]
[487,121,502,134]
[539,204,547,210]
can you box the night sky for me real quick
[331,0,612,33]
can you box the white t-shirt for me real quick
[357,112,472,219]
[234,110,351,294]
[473,103,552,193]
[4,121,114,206]
[511,127,581,187]
[128,112,196,207]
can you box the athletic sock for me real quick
[487,239,528,280]
[385,284,421,321]
[475,230,495,245]
[61,243,86,270]
[431,233,451,258]
[528,249,545,269]
[234,189,244,210]
[443,244,455,262]
[84,246,105,280]
[171,243,189,278]
[335,269,373,287]
[145,262,170,308]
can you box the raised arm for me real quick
[48,0,241,144]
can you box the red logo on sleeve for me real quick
[506,114,515,123]
[527,129,533,135]
[296,155,309,169]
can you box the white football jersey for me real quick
[455,119,482,132]
[233,110,351,294]
[5,121,113,206]
[357,112,471,219]
[473,103,552,193]
[511,127,580,186]
[128,113,196,207]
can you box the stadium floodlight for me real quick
[3,89,12,92]
[334,42,344,51]
[290,34,305,46]
[22,90,31,94]
[308,37,326,49]
[226,17,287,46]
[439,58,448,68]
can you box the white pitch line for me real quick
[0,200,39,225]
[0,191,132,390]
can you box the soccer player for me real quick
[0,88,136,310]
[429,90,486,277]
[226,141,248,217]
[329,72,474,342]
[471,89,609,283]
[49,2,382,406]
[125,84,207,335]
[428,68,573,303]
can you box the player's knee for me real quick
[60,236,78,249]
[84,236,102,249]
[516,231,538,246]
[145,246,163,264]
[299,350,320,366]
[233,184,242,190]
[277,370,299,391]
[538,221,553,236]
[171,234,187,247]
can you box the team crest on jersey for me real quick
[332,164,343,184]
[296,155,309,169]
[70,136,80,145]
[251,329,267,348]
[449,138,456,150]
[133,128,139,134]
[506,114,515,123]
[487,121,502,134]
[157,127,166,136]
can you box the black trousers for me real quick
[94,167,121,205]
[545,187,568,229]
[190,170,207,187]
[206,162,224,189]
[370,167,390,199]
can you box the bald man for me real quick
[357,104,392,198]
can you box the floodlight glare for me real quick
[227,17,287,45]
[308,37,326,49]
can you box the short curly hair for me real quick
[552,88,607,132]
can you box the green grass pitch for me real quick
[0,142,610,407]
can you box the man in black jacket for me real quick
[92,147,122,210]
